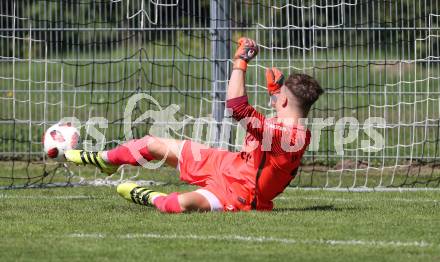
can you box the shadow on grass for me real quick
[274,205,361,212]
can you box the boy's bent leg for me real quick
[176,191,214,212]
[153,190,220,213]
[192,189,224,211]
[105,136,184,168]
[117,182,217,213]
[65,136,184,174]
[147,192,209,213]
[145,137,183,168]
[64,150,119,175]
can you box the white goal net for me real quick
[0,0,439,190]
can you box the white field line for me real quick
[67,233,434,248]
[277,196,440,203]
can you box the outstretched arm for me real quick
[226,37,258,100]
[226,40,289,147]
[226,67,247,99]
[226,38,266,139]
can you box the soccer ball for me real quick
[43,122,80,161]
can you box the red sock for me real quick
[153,193,183,213]
[107,136,155,166]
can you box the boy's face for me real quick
[270,85,287,112]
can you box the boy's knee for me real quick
[177,192,211,212]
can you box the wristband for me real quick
[233,59,248,72]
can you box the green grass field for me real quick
[1,170,440,262]
[2,3,440,261]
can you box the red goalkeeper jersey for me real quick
[226,95,311,210]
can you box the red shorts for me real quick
[178,141,254,211]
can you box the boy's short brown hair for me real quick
[284,73,323,113]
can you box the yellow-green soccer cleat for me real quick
[117,182,167,206]
[64,150,119,175]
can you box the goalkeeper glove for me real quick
[265,67,285,95]
[233,37,258,72]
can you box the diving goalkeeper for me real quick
[65,37,323,213]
